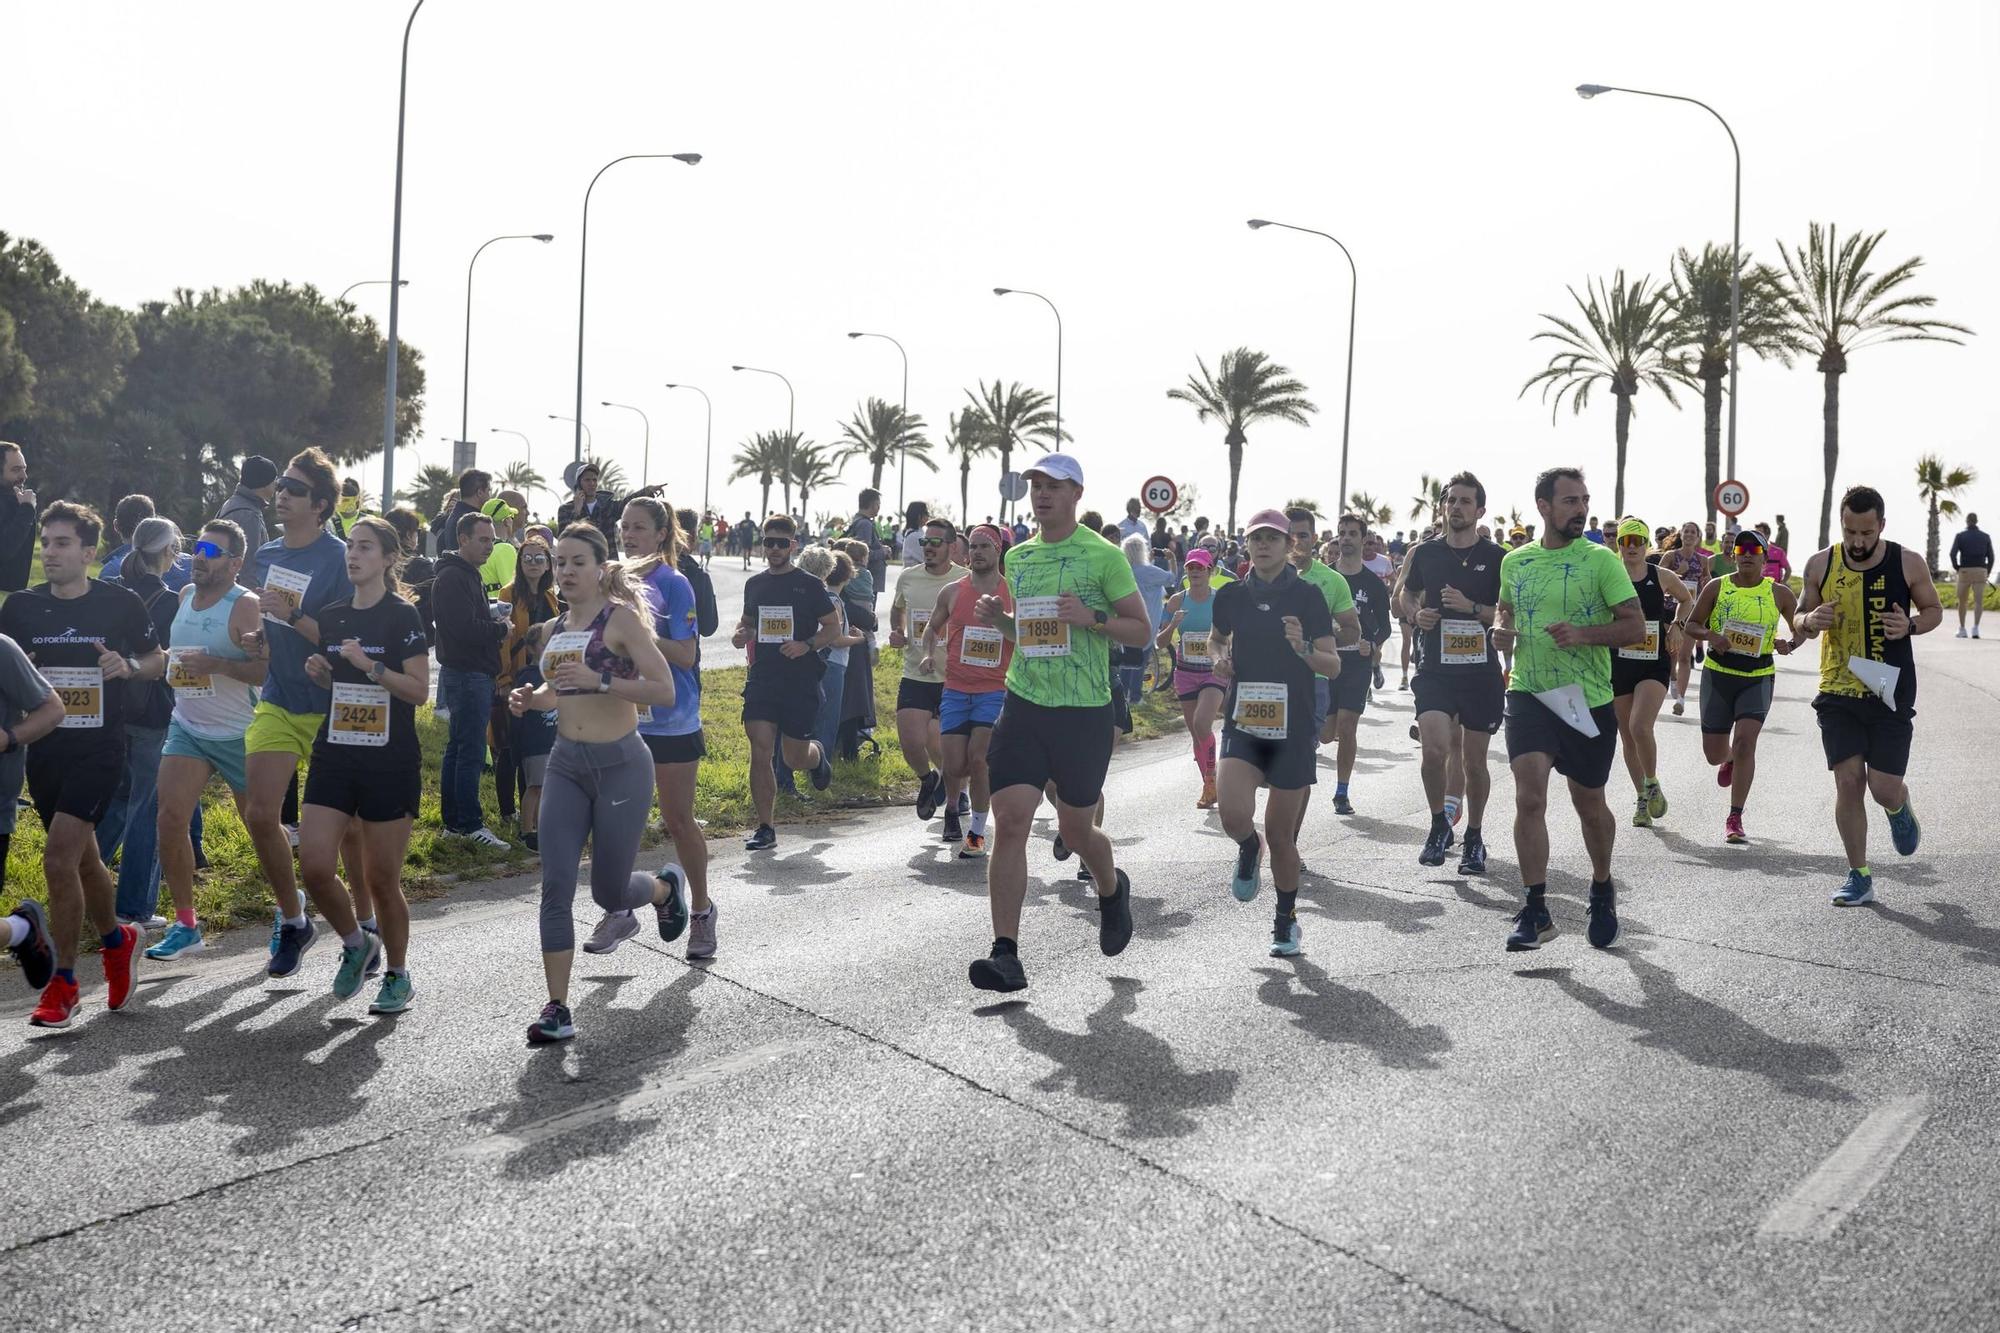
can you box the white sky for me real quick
[6,0,1996,546]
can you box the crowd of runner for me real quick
[0,434,1973,1039]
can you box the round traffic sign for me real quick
[1141,475,1179,514]
[998,471,1027,502]
[1714,479,1750,517]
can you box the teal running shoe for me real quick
[1270,917,1302,957]
[269,908,283,956]
[368,972,414,1015]
[1832,869,1876,907]
[1231,834,1262,902]
[144,922,204,961]
[1886,802,1921,857]
[332,934,382,1000]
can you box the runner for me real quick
[510,523,683,1043]
[0,501,164,1028]
[1792,486,1942,905]
[1492,467,1644,951]
[0,622,67,1000]
[1611,518,1696,830]
[1398,474,1506,872]
[296,517,428,1013]
[890,518,971,835]
[918,523,1013,858]
[731,514,839,851]
[1685,529,1799,844]
[1285,507,1360,836]
[967,454,1147,992]
[147,520,265,961]
[1328,513,1392,814]
[1662,521,1712,715]
[1154,548,1225,807]
[1210,510,1340,957]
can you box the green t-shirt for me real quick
[1003,526,1140,708]
[1499,539,1637,708]
[1295,559,1355,616]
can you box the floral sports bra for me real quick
[540,602,639,695]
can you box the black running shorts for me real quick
[1813,691,1913,776]
[985,692,1114,808]
[1329,655,1371,715]
[896,678,945,716]
[1504,692,1618,789]
[742,680,819,742]
[304,758,423,823]
[27,740,124,830]
[1611,655,1673,699]
[642,730,707,765]
[1220,728,1318,790]
[1413,671,1505,735]
[1699,671,1774,734]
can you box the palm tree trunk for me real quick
[1226,438,1243,535]
[759,478,771,518]
[1927,496,1941,574]
[1817,369,1842,550]
[1613,392,1632,519]
[960,461,971,528]
[1701,369,1723,523]
[871,456,884,492]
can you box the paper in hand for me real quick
[1845,656,1900,707]
[1534,683,1600,737]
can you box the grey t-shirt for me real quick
[0,631,54,834]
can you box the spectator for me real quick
[1118,498,1149,541]
[1122,533,1175,705]
[901,501,929,565]
[432,468,492,557]
[0,441,35,592]
[851,487,889,599]
[333,477,364,536]
[432,511,510,847]
[385,506,435,588]
[798,546,865,768]
[215,454,275,587]
[556,463,620,554]
[674,507,720,646]
[479,492,526,598]
[102,495,194,592]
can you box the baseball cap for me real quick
[239,455,277,489]
[1732,529,1766,552]
[1244,508,1289,537]
[1615,517,1650,543]
[1185,548,1215,569]
[1508,525,1528,539]
[1022,453,1084,486]
[481,495,520,524]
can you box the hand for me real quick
[1212,653,1234,683]
[508,684,538,716]
[1881,602,1911,640]
[238,627,268,658]
[304,654,332,688]
[1357,639,1373,659]
[974,595,1005,625]
[888,628,907,649]
[1546,621,1582,649]
[1804,602,1839,632]
[1056,593,1096,628]
[1775,637,1796,656]
[97,645,131,681]
[1439,585,1474,612]
[779,639,812,659]
[1492,625,1517,654]
[550,661,595,693]
[918,653,936,675]
[338,638,373,671]
[15,487,34,508]
[178,650,223,675]
[1414,607,1441,631]
[1281,614,1307,655]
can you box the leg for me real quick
[1614,695,1644,795]
[1865,766,1909,816]
[745,720,779,826]
[1216,756,1261,845]
[986,783,1040,939]
[534,752,592,1005]
[153,755,212,921]
[657,761,710,913]
[778,732,823,773]
[44,814,118,971]
[1510,753,1554,887]
[111,726,165,922]
[895,707,933,779]
[1628,681,1666,786]
[584,749,659,919]
[297,805,360,938]
[940,732,971,807]
[815,663,847,764]
[1054,795,1117,899]
[1569,778,1616,882]
[1417,711,1454,812]
[966,727,993,814]
[1334,710,1360,786]
[1728,717,1764,807]
[340,819,372,921]
[1831,757,1869,868]
[1263,785,1309,891]
[243,750,305,919]
[1460,729,1494,827]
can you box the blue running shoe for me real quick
[1506,899,1556,952]
[1586,882,1621,950]
[268,920,316,979]
[1832,869,1875,907]
[144,922,204,961]
[269,908,283,957]
[1231,834,1263,902]
[1270,917,1302,957]
[333,933,382,1000]
[1886,803,1921,857]
[362,925,382,978]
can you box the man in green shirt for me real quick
[1285,506,1359,834]
[1494,466,1644,955]
[968,454,1151,993]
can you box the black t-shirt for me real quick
[1401,536,1504,676]
[1212,567,1334,742]
[1338,562,1392,651]
[0,578,160,752]
[311,593,429,765]
[744,566,834,687]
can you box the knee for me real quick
[662,804,702,843]
[1833,769,1866,799]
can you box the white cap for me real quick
[1022,453,1084,486]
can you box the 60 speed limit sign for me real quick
[1714,479,1750,517]
[1141,475,1179,514]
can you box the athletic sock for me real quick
[1335,781,1349,798]
[100,929,124,950]
[970,811,988,836]
[1524,882,1547,904]
[1464,825,1481,840]
[991,936,1018,957]
[1855,865,1871,877]
[284,914,309,930]
[1442,796,1460,823]
[1275,890,1298,919]
[1590,879,1612,895]
[1886,804,1905,818]
[358,916,379,932]
[1730,805,1743,816]
[341,929,366,950]
[176,909,197,930]
[1430,811,1450,833]
[3,915,26,948]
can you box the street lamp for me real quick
[847,330,909,514]
[600,400,651,487]
[460,233,554,448]
[1246,219,1359,512]
[993,287,1063,447]
[490,426,535,507]
[1578,82,1743,494]
[549,414,592,457]
[732,364,796,515]
[571,152,702,463]
[664,383,713,515]
[379,0,424,523]
[340,278,410,303]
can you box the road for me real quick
[3,637,1997,1332]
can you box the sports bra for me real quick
[541,602,639,694]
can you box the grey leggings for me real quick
[537,731,657,952]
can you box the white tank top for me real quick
[168,584,260,738]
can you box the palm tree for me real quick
[395,463,457,518]
[1667,244,1800,522]
[944,409,993,527]
[729,431,788,518]
[788,441,839,519]
[1408,473,1446,526]
[832,397,935,492]
[1915,455,1977,575]
[1775,223,1974,548]
[1346,492,1393,529]
[501,459,546,499]
[964,381,1063,522]
[1521,270,1694,520]
[578,456,630,498]
[1165,348,1318,534]
[1282,497,1322,520]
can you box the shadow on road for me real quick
[1296,874,1446,936]
[1650,827,1941,887]
[1871,901,2000,969]
[735,842,852,896]
[1253,958,1451,1070]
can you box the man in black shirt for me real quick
[1329,512,1392,813]
[1398,472,1505,873]
[731,514,840,850]
[0,501,165,1030]
[0,441,37,593]
[431,468,492,558]
[1950,512,1991,639]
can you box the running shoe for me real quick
[1716,761,1734,789]
[915,769,944,820]
[269,908,283,957]
[268,919,316,979]
[526,1001,575,1045]
[1399,675,1410,691]
[958,832,987,859]
[1231,834,1263,903]
[1646,781,1668,820]
[745,824,777,852]
[1505,899,1556,952]
[101,924,141,1011]
[1418,821,1451,867]
[1098,868,1134,956]
[1196,776,1217,810]
[1270,916,1303,957]
[1372,665,1385,689]
[942,806,963,843]
[1832,868,1875,907]
[1456,829,1487,876]
[284,823,300,849]
[1957,626,1968,638]
[28,976,79,1030]
[1671,694,1685,716]
[957,792,970,816]
[810,750,834,791]
[462,826,510,849]
[362,925,382,979]
[653,864,689,943]
[120,913,168,930]
[583,910,640,955]
[1725,813,1748,845]
[1887,802,1921,857]
[1632,796,1652,828]
[1585,883,1621,949]
[1976,626,1983,639]
[1076,864,1093,883]
[333,933,382,1000]
[687,904,719,960]
[144,921,203,962]
[1052,833,1071,862]
[1332,792,1354,816]
[6,902,53,990]
[368,972,415,1014]
[969,947,1027,993]
[523,831,540,853]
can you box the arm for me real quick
[191,593,273,685]
[3,689,64,752]
[1949,532,1964,569]
[1794,552,1833,637]
[888,592,907,647]
[657,633,698,670]
[1684,581,1722,644]
[435,568,507,646]
[1559,597,1645,648]
[845,592,878,633]
[797,607,843,654]
[1892,549,1945,639]
[918,587,951,671]
[1155,593,1184,650]
[1081,590,1153,648]
[1772,582,1802,653]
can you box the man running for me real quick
[733,514,839,850]
[967,454,1147,992]
[1493,467,1644,952]
[1685,529,1799,845]
[919,523,1013,859]
[1328,513,1391,814]
[1950,512,1990,638]
[1399,473,1506,873]
[1793,485,1942,905]
[1611,518,1695,830]
[890,518,971,837]
[1285,507,1360,833]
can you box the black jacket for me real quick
[431,552,507,675]
[0,488,36,593]
[677,551,718,638]
[431,499,478,556]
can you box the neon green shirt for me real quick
[1295,559,1355,616]
[1003,526,1139,708]
[1500,539,1636,708]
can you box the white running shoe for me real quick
[462,827,510,849]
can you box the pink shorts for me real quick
[1174,667,1225,700]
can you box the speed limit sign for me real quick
[1141,475,1179,514]
[1714,479,1750,517]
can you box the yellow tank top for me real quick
[1817,542,1914,698]
[1705,577,1778,677]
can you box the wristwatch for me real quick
[1093,609,1109,627]
[123,656,140,678]
[597,671,613,694]
[285,603,303,626]
[369,660,388,682]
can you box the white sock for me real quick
[358,916,379,932]
[971,810,988,836]
[4,914,27,948]
[284,914,309,930]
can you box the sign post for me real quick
[1714,479,1750,518]
[1141,475,1179,514]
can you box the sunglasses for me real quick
[1618,535,1648,548]
[762,536,792,548]
[274,476,311,497]
[192,539,234,560]
[918,536,947,548]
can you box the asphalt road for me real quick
[4,636,1998,1332]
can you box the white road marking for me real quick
[1757,1095,1930,1239]
[450,1038,800,1161]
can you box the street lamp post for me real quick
[460,233,554,449]
[993,287,1062,442]
[1247,219,1358,512]
[664,383,713,516]
[1577,82,1743,494]
[600,400,652,487]
[732,364,796,517]
[340,278,409,303]
[846,330,909,514]
[549,414,592,461]
[379,0,425,520]
[571,152,702,464]
[490,426,534,508]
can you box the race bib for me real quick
[1618,620,1661,661]
[1722,618,1765,657]
[1180,630,1212,667]
[329,682,390,747]
[260,563,313,626]
[1439,617,1488,665]
[959,625,1004,668]
[909,609,931,641]
[167,648,214,698]
[1015,596,1071,658]
[757,605,795,644]
[1232,681,1288,739]
[542,630,590,679]
[47,667,105,729]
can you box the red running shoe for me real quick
[1725,812,1749,845]
[102,923,141,1012]
[29,976,79,1029]
[1716,761,1734,789]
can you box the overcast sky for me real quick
[6,0,1995,545]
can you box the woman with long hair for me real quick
[509,523,683,1044]
[498,536,559,848]
[1663,520,1712,715]
[1156,548,1226,808]
[798,546,867,764]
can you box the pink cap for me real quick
[1185,548,1215,569]
[1245,508,1290,536]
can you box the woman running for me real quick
[1155,548,1226,807]
[1686,529,1800,845]
[1663,521,1712,715]
[509,523,682,1044]
[1611,518,1695,829]
[297,516,429,1014]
